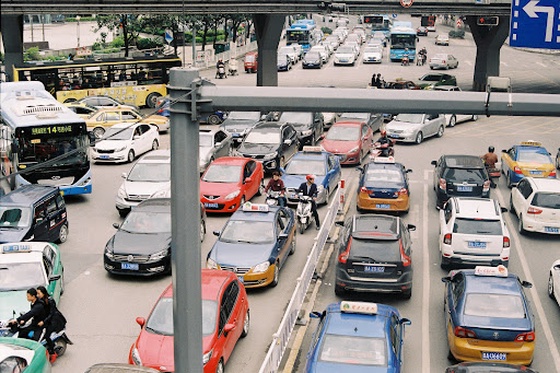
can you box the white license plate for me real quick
[468,241,487,249]
[457,185,473,192]
[121,263,139,270]
[204,203,219,208]
[482,352,506,361]
[364,266,385,273]
[376,204,391,209]
[545,227,559,233]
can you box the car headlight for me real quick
[225,190,240,200]
[252,261,270,274]
[263,152,277,161]
[348,146,359,153]
[317,185,324,193]
[207,258,219,269]
[104,246,114,260]
[114,146,127,152]
[149,248,169,262]
[203,349,213,365]
[301,129,312,136]
[131,347,142,365]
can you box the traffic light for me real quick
[477,16,499,26]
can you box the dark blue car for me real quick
[305,301,411,372]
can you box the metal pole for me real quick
[76,16,81,48]
[192,24,196,67]
[30,15,34,42]
[181,0,186,66]
[169,68,203,373]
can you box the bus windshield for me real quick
[390,34,417,49]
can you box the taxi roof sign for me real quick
[242,202,269,212]
[520,140,542,147]
[1,244,32,254]
[340,301,378,315]
[302,146,323,153]
[372,156,395,164]
[474,265,508,277]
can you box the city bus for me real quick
[286,21,317,52]
[389,26,417,62]
[362,14,393,38]
[11,55,182,108]
[0,81,92,195]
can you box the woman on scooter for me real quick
[37,286,67,362]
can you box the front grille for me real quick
[220,265,251,275]
[96,149,115,154]
[203,195,220,200]
[112,254,150,262]
[126,195,150,202]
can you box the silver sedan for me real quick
[429,53,459,70]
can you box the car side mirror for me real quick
[213,230,220,237]
[48,274,61,282]
[355,166,364,172]
[501,149,507,153]
[309,311,323,319]
[407,224,416,231]
[406,169,413,173]
[441,276,451,283]
[113,222,120,229]
[399,318,412,326]
[335,220,344,226]
[284,139,292,145]
[215,142,222,147]
[136,317,146,327]
[224,323,235,335]
[500,207,508,213]
[245,177,252,184]
[521,280,533,288]
[279,232,288,240]
[133,135,140,140]
[121,172,127,179]
[430,160,437,166]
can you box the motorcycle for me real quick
[486,165,501,188]
[216,65,226,79]
[401,55,410,66]
[296,194,313,234]
[265,190,283,207]
[417,53,427,66]
[228,59,239,76]
[370,140,395,162]
[1,318,73,358]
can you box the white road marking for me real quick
[422,169,431,373]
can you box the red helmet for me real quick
[306,174,315,181]
[380,129,387,136]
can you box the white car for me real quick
[333,45,356,66]
[115,149,170,216]
[439,197,511,269]
[344,41,360,57]
[429,53,459,70]
[433,86,478,126]
[549,259,560,307]
[510,177,560,235]
[385,113,446,144]
[309,45,329,63]
[278,45,298,64]
[91,122,160,164]
[435,34,450,46]
[362,46,383,64]
[199,128,233,173]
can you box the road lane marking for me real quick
[422,169,431,373]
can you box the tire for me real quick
[415,132,423,144]
[437,126,444,138]
[241,310,250,337]
[518,214,527,235]
[402,288,412,300]
[334,284,345,296]
[151,140,159,151]
[548,274,556,299]
[298,221,305,234]
[506,172,513,188]
[256,182,264,196]
[118,208,129,218]
[146,93,161,109]
[289,234,296,255]
[440,256,450,270]
[270,264,279,287]
[216,359,224,373]
[430,66,434,70]
[208,114,221,125]
[509,196,516,214]
[57,223,69,244]
[127,150,135,163]
[92,127,105,139]
[447,349,456,362]
[54,339,68,357]
[60,270,65,295]
[471,115,478,121]
[448,115,457,127]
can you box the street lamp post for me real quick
[76,15,81,48]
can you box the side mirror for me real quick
[406,169,413,173]
[521,280,533,289]
[112,222,120,229]
[133,135,140,140]
[215,142,222,147]
[245,177,253,184]
[48,274,61,282]
[284,139,292,145]
[309,311,323,319]
[224,323,235,335]
[501,149,508,153]
[430,160,437,166]
[279,232,288,240]
[399,317,412,326]
[407,224,416,232]
[213,230,220,237]
[136,317,146,327]
[335,220,344,226]
[121,172,127,179]
[441,276,451,283]
[355,166,364,172]
[500,207,508,213]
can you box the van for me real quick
[244,51,258,73]
[0,185,69,244]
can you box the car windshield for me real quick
[531,192,560,209]
[202,164,242,183]
[421,75,442,82]
[285,159,325,176]
[120,210,171,233]
[340,113,368,121]
[318,334,387,366]
[244,129,280,145]
[128,163,170,182]
[220,220,275,244]
[103,127,133,140]
[517,150,552,163]
[326,126,359,141]
[337,46,355,54]
[0,207,31,228]
[365,169,404,186]
[279,112,311,124]
[464,293,525,318]
[227,112,261,121]
[443,168,486,183]
[394,114,424,123]
[0,262,45,291]
[350,239,401,262]
[199,134,214,148]
[146,297,217,336]
[452,218,502,235]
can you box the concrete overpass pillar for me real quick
[253,14,286,87]
[1,15,24,82]
[465,16,510,91]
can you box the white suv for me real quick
[510,177,560,235]
[439,197,510,269]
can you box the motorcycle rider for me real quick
[264,171,287,207]
[37,286,67,363]
[401,48,410,66]
[297,174,320,230]
[216,59,226,79]
[375,129,394,157]
[9,288,47,341]
[482,146,499,188]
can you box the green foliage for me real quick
[23,47,41,61]
[136,37,163,50]
[321,27,333,35]
[110,37,125,48]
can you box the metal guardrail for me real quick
[258,187,341,373]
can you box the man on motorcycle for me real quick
[216,59,226,79]
[297,174,320,230]
[374,129,395,157]
[264,171,287,207]
[9,288,47,341]
[401,48,410,66]
[482,146,499,188]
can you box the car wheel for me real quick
[289,234,296,255]
[151,139,159,151]
[241,310,250,337]
[518,214,527,235]
[507,172,513,188]
[430,66,434,70]
[215,359,224,373]
[208,114,221,125]
[455,62,459,68]
[402,288,412,300]
[92,127,105,139]
[549,274,556,299]
[146,92,161,109]
[60,270,65,295]
[270,264,279,287]
[448,115,457,127]
[118,208,129,218]
[127,150,135,163]
[256,181,265,196]
[415,132,423,144]
[447,349,456,362]
[200,219,206,242]
[440,256,450,270]
[471,115,478,121]
[334,284,345,296]
[437,126,444,137]
[298,221,305,234]
[57,223,69,243]
[53,339,68,357]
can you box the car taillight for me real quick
[443,233,452,245]
[550,170,557,177]
[439,178,446,190]
[397,188,408,196]
[483,180,490,191]
[514,166,523,174]
[503,236,510,248]
[360,186,369,194]
[400,241,411,267]
[454,326,476,338]
[515,331,535,342]
[527,206,542,214]
[338,237,352,264]
[442,60,446,64]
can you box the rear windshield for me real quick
[318,335,386,366]
[465,293,525,318]
[443,168,486,182]
[350,239,401,262]
[531,192,560,209]
[453,218,502,235]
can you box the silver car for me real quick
[199,127,233,173]
[385,113,446,144]
[434,86,479,126]
[429,53,459,70]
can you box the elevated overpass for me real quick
[2,0,515,90]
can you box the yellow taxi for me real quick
[85,107,169,139]
[356,158,412,213]
[501,140,556,187]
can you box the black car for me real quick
[277,111,324,148]
[277,54,292,71]
[416,26,428,36]
[556,147,560,169]
[104,198,172,276]
[334,214,416,299]
[338,112,383,132]
[445,362,539,373]
[219,111,262,146]
[431,155,491,209]
[302,51,323,69]
[235,121,300,173]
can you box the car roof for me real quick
[292,151,328,161]
[137,149,171,163]
[134,198,171,213]
[332,120,362,127]
[0,337,41,362]
[209,156,249,166]
[441,155,484,169]
[0,185,60,207]
[523,177,560,192]
[351,214,400,240]
[451,198,500,219]
[0,242,51,264]
[160,269,237,300]
[253,121,288,130]
[365,161,405,171]
[323,302,395,338]
[461,270,522,296]
[230,205,281,222]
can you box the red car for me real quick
[320,121,373,165]
[128,269,250,372]
[200,157,264,213]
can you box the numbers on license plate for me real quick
[468,241,486,249]
[364,266,385,273]
[482,352,506,361]
[529,170,542,175]
[545,227,559,233]
[121,263,139,270]
[457,185,473,192]
[376,204,390,209]
[204,203,219,208]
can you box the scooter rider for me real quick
[37,286,67,362]
[9,288,47,341]
[216,59,226,79]
[375,129,394,157]
[264,171,287,207]
[482,146,499,188]
[297,174,320,230]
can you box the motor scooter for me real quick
[296,194,313,234]
[1,318,73,358]
[216,66,226,79]
[228,59,239,76]
[401,55,410,66]
[486,165,501,188]
[370,140,395,162]
[266,190,283,207]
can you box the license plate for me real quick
[457,185,473,192]
[204,203,219,208]
[529,170,542,175]
[237,276,244,284]
[364,266,385,273]
[389,134,400,139]
[99,155,110,160]
[468,241,487,249]
[482,352,506,361]
[121,263,139,270]
[376,204,391,209]
[545,227,559,233]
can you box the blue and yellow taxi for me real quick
[501,141,556,187]
[282,147,342,205]
[0,243,64,332]
[206,203,296,288]
[442,266,535,365]
[305,301,411,372]
[0,337,51,372]
[356,159,412,213]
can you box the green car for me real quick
[416,72,457,89]
[0,242,64,330]
[0,337,51,372]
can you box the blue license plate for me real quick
[99,155,110,160]
[204,203,219,208]
[457,185,473,192]
[468,241,487,249]
[364,266,385,273]
[389,134,400,139]
[529,170,542,175]
[237,276,244,284]
[121,263,139,270]
[545,227,559,233]
[482,352,506,361]
[376,204,391,209]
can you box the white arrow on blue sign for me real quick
[510,0,560,49]
[165,29,174,44]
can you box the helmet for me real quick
[380,129,387,136]
[306,174,316,181]
[489,146,495,152]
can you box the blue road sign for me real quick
[392,14,398,19]
[165,29,174,44]
[510,0,560,49]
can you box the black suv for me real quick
[431,155,491,209]
[235,121,300,173]
[277,112,324,148]
[334,214,416,299]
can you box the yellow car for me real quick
[65,102,99,119]
[85,107,169,138]
[501,141,556,187]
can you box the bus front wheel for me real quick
[93,127,105,139]
[146,93,161,109]
[63,98,77,103]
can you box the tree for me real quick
[95,14,143,57]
